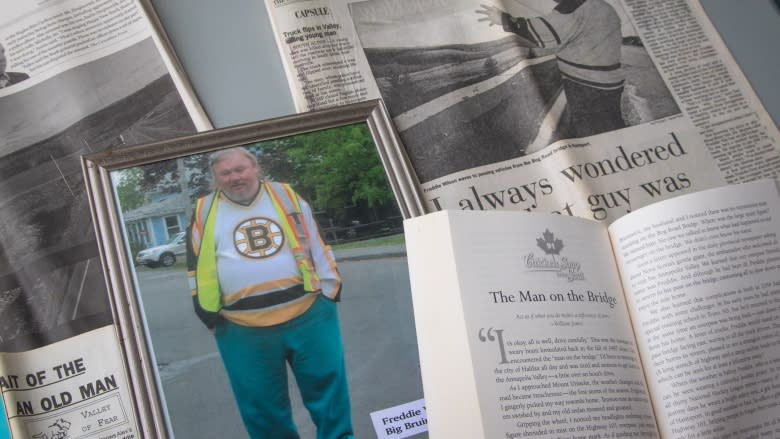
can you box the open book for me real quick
[404,179,780,438]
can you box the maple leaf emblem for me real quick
[536,229,563,255]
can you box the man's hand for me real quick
[476,4,505,26]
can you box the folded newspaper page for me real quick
[264,0,780,223]
[0,0,209,436]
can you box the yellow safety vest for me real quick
[192,181,320,314]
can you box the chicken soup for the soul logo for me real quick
[525,229,585,282]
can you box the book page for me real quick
[406,210,658,438]
[610,179,780,438]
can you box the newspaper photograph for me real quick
[351,0,680,179]
[0,0,208,435]
[266,0,780,222]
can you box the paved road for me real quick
[136,249,427,438]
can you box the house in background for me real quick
[122,192,190,250]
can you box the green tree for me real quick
[254,124,395,221]
[114,167,145,211]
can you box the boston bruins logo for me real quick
[234,217,284,258]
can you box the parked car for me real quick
[136,231,186,268]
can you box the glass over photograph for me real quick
[82,101,428,438]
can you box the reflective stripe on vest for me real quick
[193,182,319,313]
[264,182,320,292]
[194,193,221,313]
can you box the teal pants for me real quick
[215,295,354,439]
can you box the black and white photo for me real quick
[349,0,680,182]
[0,37,198,351]
[0,41,29,89]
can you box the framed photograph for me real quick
[81,100,428,438]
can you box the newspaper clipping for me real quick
[263,0,382,110]
[264,0,780,222]
[0,0,208,436]
[2,327,138,439]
